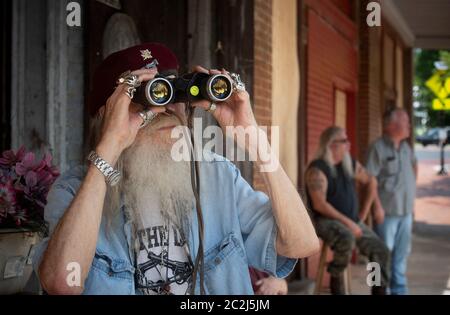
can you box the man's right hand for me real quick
[95,68,166,165]
[346,220,363,238]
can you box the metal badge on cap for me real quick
[140,49,153,61]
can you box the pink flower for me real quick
[36,169,54,187]
[0,147,60,229]
[34,153,59,178]
[15,152,37,176]
[0,146,26,169]
[25,171,38,188]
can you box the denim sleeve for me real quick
[32,181,77,278]
[232,164,297,279]
[366,143,381,177]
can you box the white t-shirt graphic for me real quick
[134,196,193,295]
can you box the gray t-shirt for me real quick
[366,135,416,217]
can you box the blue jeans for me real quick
[375,213,413,295]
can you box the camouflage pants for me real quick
[315,217,391,287]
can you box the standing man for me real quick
[366,107,417,295]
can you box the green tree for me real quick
[441,51,450,68]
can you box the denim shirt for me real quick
[32,153,296,295]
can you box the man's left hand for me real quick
[190,66,258,130]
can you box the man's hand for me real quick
[190,66,267,163]
[255,277,288,295]
[96,68,166,165]
[345,220,363,238]
[190,66,257,130]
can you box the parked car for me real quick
[416,127,450,147]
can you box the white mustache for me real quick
[149,111,185,129]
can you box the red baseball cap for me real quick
[87,42,179,117]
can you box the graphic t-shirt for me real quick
[134,195,193,295]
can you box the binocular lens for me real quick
[151,82,169,101]
[146,78,173,106]
[207,75,232,102]
[211,78,229,99]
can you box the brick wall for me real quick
[252,0,272,193]
[305,3,358,163]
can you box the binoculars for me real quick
[134,72,234,107]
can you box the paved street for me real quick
[415,143,450,161]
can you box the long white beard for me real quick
[103,118,194,241]
[123,144,194,232]
[341,152,354,178]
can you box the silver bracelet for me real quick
[87,151,121,186]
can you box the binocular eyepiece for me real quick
[134,72,234,107]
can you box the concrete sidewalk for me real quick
[350,227,450,295]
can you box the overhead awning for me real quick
[381,0,450,49]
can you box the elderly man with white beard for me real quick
[33,43,319,295]
[305,126,390,295]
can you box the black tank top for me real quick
[306,159,359,222]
